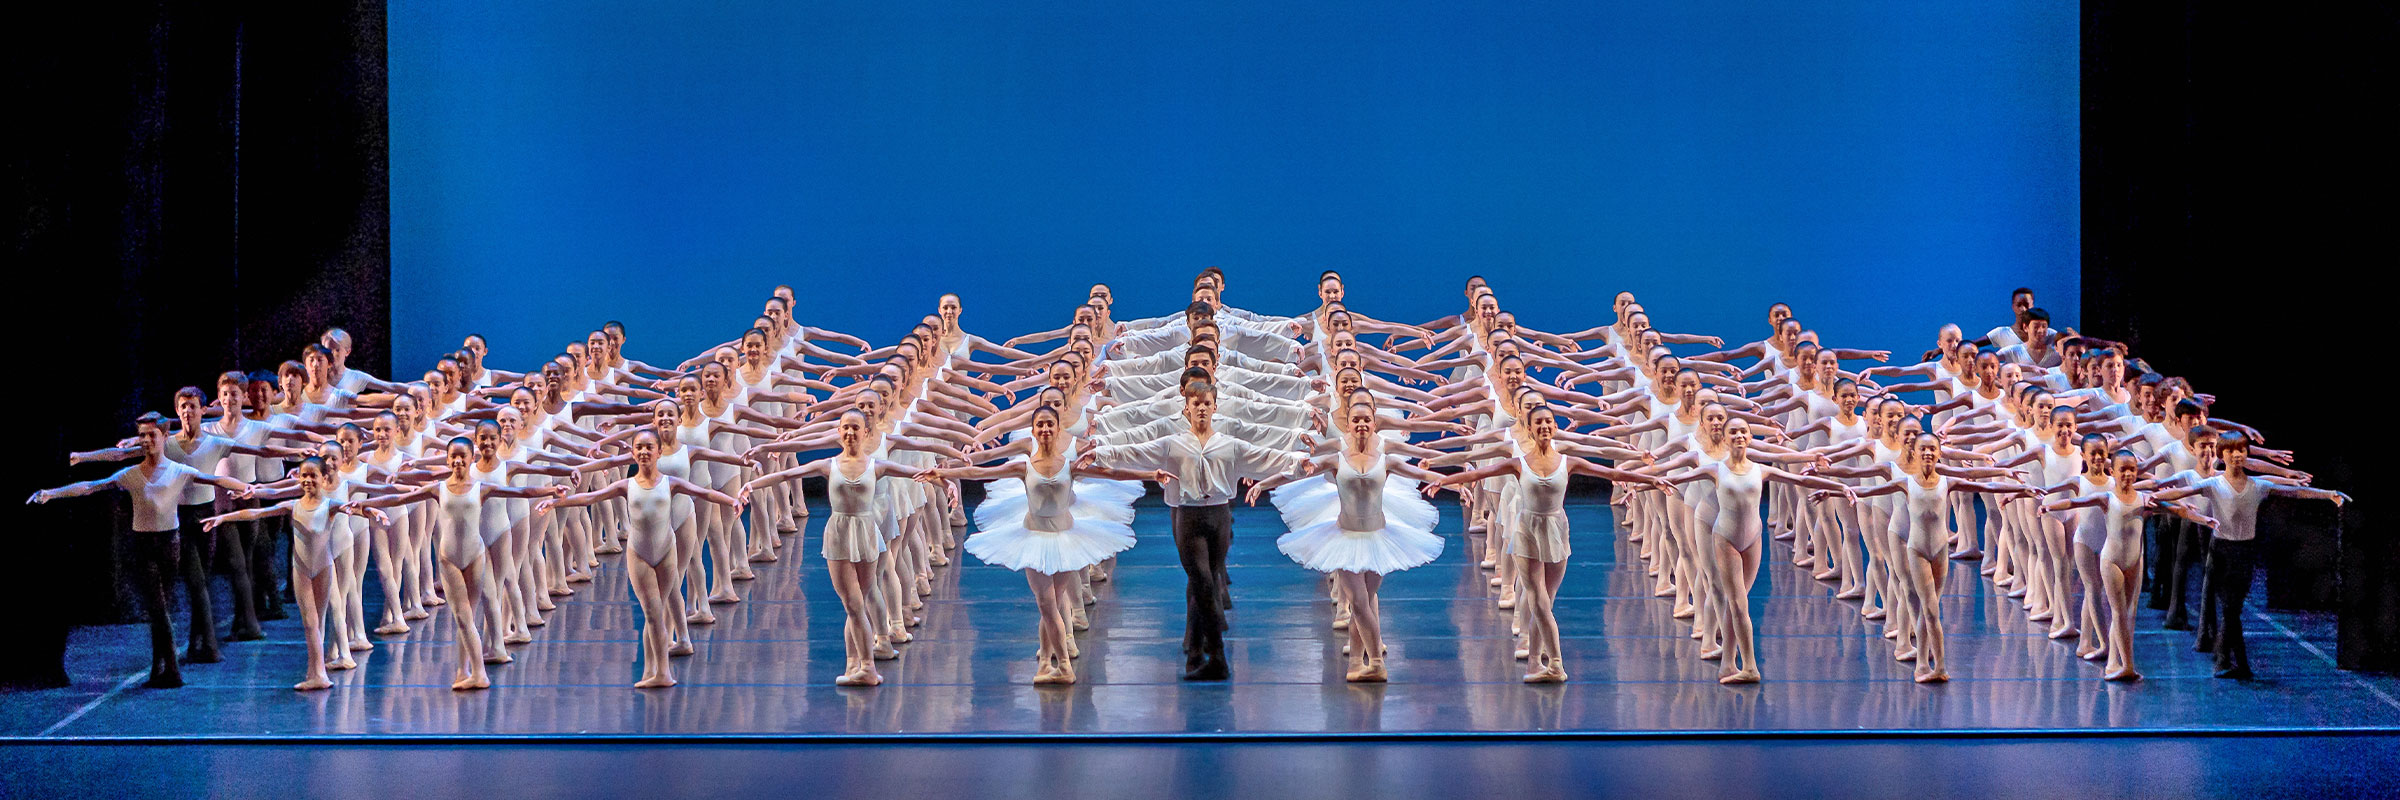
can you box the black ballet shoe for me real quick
[1183,656,1231,681]
[2162,617,2193,632]
[143,673,185,690]
[230,626,266,642]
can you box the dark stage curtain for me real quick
[3,1,389,688]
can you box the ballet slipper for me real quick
[1672,604,1696,620]
[1352,663,1387,683]
[1479,558,1497,569]
[2080,646,2108,662]
[1524,667,1567,684]
[750,551,779,563]
[1863,606,1887,620]
[451,675,490,691]
[1813,568,1840,582]
[1066,638,1080,659]
[731,569,757,581]
[569,571,594,583]
[1488,575,1503,588]
[1652,585,1676,598]
[1719,669,1759,685]
[1882,627,1900,640]
[484,651,514,665]
[2048,625,2079,640]
[295,676,333,691]
[688,611,718,625]
[1980,564,1999,577]
[889,629,914,644]
[872,640,899,660]
[1072,608,1090,631]
[1772,531,1796,542]
[535,598,556,612]
[548,585,576,597]
[669,642,695,657]
[375,622,411,635]
[329,656,358,671]
[929,552,950,567]
[1513,647,1530,660]
[404,607,432,620]
[1835,586,1865,600]
[349,639,376,652]
[2006,586,2029,599]
[1496,596,1516,611]
[916,575,934,596]
[596,542,624,555]
[505,630,534,644]
[1913,668,1948,684]
[777,525,800,535]
[907,615,923,628]
[1794,556,1816,569]
[1894,647,1917,662]
[635,675,677,689]
[1699,645,1723,661]
[1332,616,1351,631]
[708,590,741,604]
[2028,609,2054,623]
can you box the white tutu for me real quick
[978,475,1143,512]
[974,487,1134,529]
[1273,476,1439,534]
[965,518,1138,574]
[1276,518,1445,574]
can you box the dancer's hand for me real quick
[1244,483,1266,505]
[362,507,390,526]
[1700,335,1725,347]
[1148,470,1173,484]
[1073,452,1099,471]
[25,490,49,504]
[533,499,556,516]
[735,486,752,506]
[200,514,226,531]
[1866,350,1892,362]
[2332,491,2351,507]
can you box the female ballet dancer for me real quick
[579,398,752,652]
[538,429,740,688]
[743,410,937,686]
[198,457,389,690]
[2043,448,2219,681]
[923,405,1166,684]
[1843,431,2040,682]
[1432,404,1668,683]
[1654,417,1853,683]
[29,413,252,688]
[1245,401,1450,682]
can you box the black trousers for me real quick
[1171,503,1234,664]
[2148,517,2203,625]
[249,505,287,620]
[130,529,183,686]
[2202,537,2258,672]
[174,504,226,658]
[210,495,262,637]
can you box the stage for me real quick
[7,494,2397,741]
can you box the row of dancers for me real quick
[29,273,2346,690]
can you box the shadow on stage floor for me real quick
[6,494,2399,741]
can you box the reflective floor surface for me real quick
[7,493,2399,738]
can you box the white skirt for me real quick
[964,518,1138,574]
[1276,518,1445,574]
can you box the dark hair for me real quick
[2012,287,2035,299]
[2173,398,2206,419]
[2022,307,2051,324]
[1186,300,1214,318]
[134,411,168,431]
[1182,379,1216,398]
[1179,366,1213,385]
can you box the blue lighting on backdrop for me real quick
[389,1,2077,371]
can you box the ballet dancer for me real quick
[538,429,739,687]
[198,457,390,690]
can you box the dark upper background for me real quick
[3,2,2388,685]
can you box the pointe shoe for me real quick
[1496,595,1516,610]
[1331,613,1352,631]
[1513,647,1530,660]
[929,552,950,567]
[872,641,899,660]
[916,575,934,596]
[2080,646,2108,663]
[1072,609,1091,632]
[1894,647,1917,662]
[1523,666,1567,684]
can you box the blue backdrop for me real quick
[389,1,2078,373]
